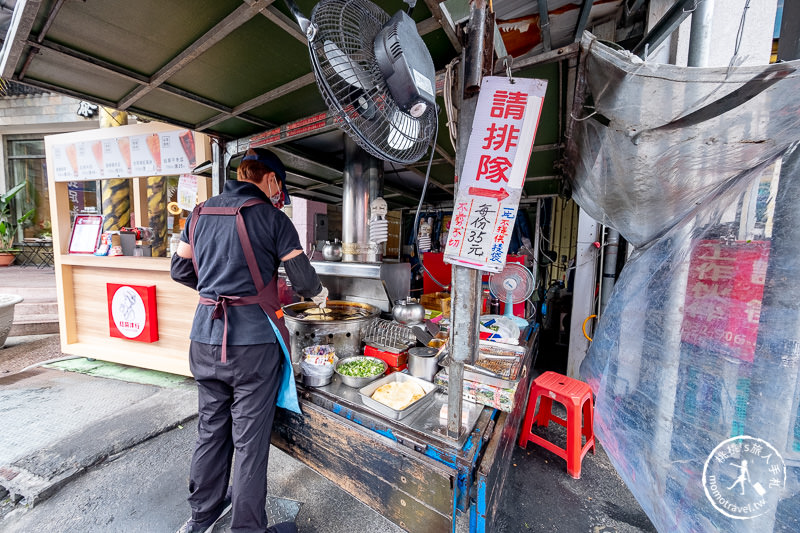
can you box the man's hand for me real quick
[311,286,329,308]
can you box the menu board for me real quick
[52,130,198,182]
[68,215,104,254]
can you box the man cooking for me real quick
[170,147,327,533]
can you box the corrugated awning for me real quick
[1,0,636,207]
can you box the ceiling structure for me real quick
[1,0,648,209]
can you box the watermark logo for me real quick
[702,435,786,519]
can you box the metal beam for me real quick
[416,17,442,36]
[493,42,579,74]
[404,163,453,197]
[11,76,119,109]
[0,0,42,78]
[537,0,552,52]
[33,0,64,43]
[422,0,463,52]
[118,0,275,109]
[632,0,696,59]
[433,143,455,166]
[406,158,450,168]
[24,38,148,83]
[262,5,307,44]
[270,146,343,182]
[196,72,316,131]
[23,38,274,127]
[17,0,65,79]
[574,0,594,42]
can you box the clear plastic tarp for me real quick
[567,33,800,532]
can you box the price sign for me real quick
[443,77,547,272]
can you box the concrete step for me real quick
[9,320,59,336]
[2,291,59,337]
[0,267,59,337]
[14,302,59,319]
[0,287,57,302]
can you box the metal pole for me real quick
[599,228,619,315]
[687,0,714,67]
[448,0,488,439]
[211,138,225,196]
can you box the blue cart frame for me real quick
[270,330,536,532]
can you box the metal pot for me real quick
[407,346,440,382]
[391,297,425,325]
[321,240,343,261]
[283,300,380,372]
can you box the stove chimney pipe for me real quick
[342,136,384,262]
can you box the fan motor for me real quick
[374,11,436,117]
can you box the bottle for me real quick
[169,234,181,256]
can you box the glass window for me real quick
[6,139,49,240]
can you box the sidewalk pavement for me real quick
[0,313,654,532]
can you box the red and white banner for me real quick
[682,240,770,362]
[443,76,547,272]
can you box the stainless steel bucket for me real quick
[408,347,440,382]
[283,300,380,372]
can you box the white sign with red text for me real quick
[443,76,547,272]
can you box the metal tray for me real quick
[358,373,439,420]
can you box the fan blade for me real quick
[323,40,374,91]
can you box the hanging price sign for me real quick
[443,76,547,273]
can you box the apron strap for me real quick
[190,197,290,362]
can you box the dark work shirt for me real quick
[180,180,303,345]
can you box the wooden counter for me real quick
[44,124,212,377]
[54,254,196,376]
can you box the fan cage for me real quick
[489,263,534,303]
[309,0,436,164]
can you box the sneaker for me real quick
[265,522,298,533]
[176,496,233,533]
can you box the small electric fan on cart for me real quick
[488,263,534,328]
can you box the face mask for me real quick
[269,190,282,207]
[267,176,282,206]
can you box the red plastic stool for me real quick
[518,371,595,479]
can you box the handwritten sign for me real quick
[443,77,547,272]
[177,174,199,211]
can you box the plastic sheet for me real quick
[568,34,800,532]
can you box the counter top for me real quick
[58,254,172,271]
[301,373,485,449]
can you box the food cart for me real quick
[5,0,585,530]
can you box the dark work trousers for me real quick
[188,340,282,533]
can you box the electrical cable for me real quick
[409,117,450,291]
[443,57,460,150]
[727,0,752,72]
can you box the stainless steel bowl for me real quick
[303,372,333,387]
[334,356,387,388]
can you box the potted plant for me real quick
[0,182,35,266]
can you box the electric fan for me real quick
[284,0,437,164]
[488,263,534,328]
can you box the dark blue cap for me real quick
[242,149,291,205]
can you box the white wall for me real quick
[646,0,778,67]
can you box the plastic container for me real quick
[300,345,337,387]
